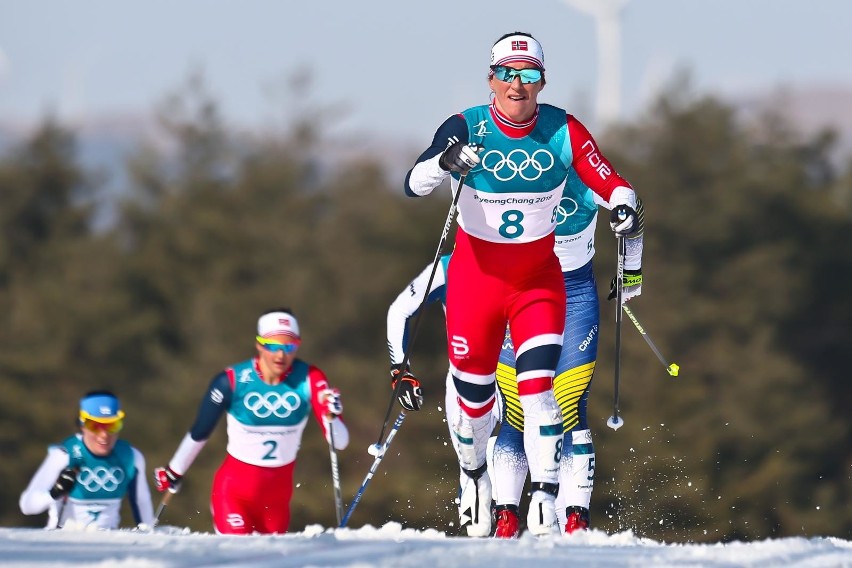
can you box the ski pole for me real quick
[326,416,344,527]
[621,304,680,377]
[341,411,406,528]
[375,162,477,447]
[56,496,69,529]
[55,466,79,529]
[152,490,175,529]
[607,234,626,431]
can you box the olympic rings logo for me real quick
[78,466,125,492]
[481,149,554,181]
[244,391,301,418]
[555,197,579,225]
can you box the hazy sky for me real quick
[1,0,850,143]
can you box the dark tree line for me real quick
[1,78,849,542]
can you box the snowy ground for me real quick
[0,523,850,568]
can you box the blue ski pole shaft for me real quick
[375,171,469,447]
[340,411,406,528]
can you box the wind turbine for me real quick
[560,0,631,127]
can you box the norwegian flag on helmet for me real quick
[511,40,528,51]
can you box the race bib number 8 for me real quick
[499,210,525,239]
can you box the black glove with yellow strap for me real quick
[608,269,642,303]
[608,198,645,303]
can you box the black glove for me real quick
[439,142,482,174]
[49,467,77,499]
[608,269,643,303]
[610,204,639,236]
[154,466,183,494]
[390,363,423,411]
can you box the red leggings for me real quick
[446,229,566,413]
[211,454,295,534]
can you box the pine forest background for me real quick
[1,74,850,543]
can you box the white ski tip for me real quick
[607,415,624,430]
[367,443,382,457]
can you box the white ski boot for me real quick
[527,483,560,536]
[457,464,492,537]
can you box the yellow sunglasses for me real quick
[256,336,299,354]
[81,418,123,434]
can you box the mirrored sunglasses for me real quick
[491,65,543,84]
[82,418,123,434]
[256,336,299,354]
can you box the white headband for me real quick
[257,312,300,338]
[490,35,545,70]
